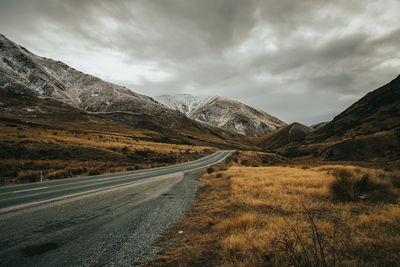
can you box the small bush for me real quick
[330,169,399,203]
[217,165,228,171]
[390,172,400,189]
[241,160,249,166]
[2,170,18,178]
[69,167,87,176]
[333,168,353,179]
[217,213,259,234]
[272,206,341,267]
[19,172,39,183]
[88,168,102,176]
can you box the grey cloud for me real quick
[0,0,399,125]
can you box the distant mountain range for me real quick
[1,33,399,162]
[272,75,400,161]
[0,34,257,149]
[0,34,185,129]
[156,94,286,136]
[258,122,314,150]
[0,34,285,139]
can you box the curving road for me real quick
[0,150,233,266]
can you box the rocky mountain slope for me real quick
[156,94,206,115]
[311,74,400,141]
[0,34,258,150]
[310,121,329,130]
[0,34,190,129]
[156,94,286,137]
[276,75,400,161]
[258,122,314,150]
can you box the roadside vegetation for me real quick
[0,121,214,185]
[150,158,400,266]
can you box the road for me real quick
[0,150,233,266]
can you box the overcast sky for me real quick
[1,0,399,125]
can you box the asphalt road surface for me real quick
[0,150,233,266]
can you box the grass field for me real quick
[0,120,214,185]
[0,91,222,185]
[150,162,400,266]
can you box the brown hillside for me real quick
[0,89,258,185]
[277,75,400,161]
[258,122,314,150]
[311,74,400,141]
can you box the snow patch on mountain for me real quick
[156,94,205,114]
[0,33,191,129]
[156,94,286,136]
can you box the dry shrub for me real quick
[217,165,228,172]
[206,167,215,174]
[87,167,103,176]
[272,206,341,267]
[216,213,259,234]
[108,167,125,173]
[330,169,399,203]
[333,168,353,180]
[390,171,400,189]
[46,166,88,180]
[68,167,87,176]
[0,121,215,185]
[18,171,40,183]
[150,165,400,267]
[221,233,248,253]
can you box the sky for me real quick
[0,0,399,125]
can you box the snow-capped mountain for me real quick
[156,94,206,115]
[156,94,286,136]
[0,34,260,149]
[0,34,187,129]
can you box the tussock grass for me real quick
[150,165,400,266]
[0,121,214,185]
[330,168,399,203]
[390,171,400,188]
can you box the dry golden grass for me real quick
[149,165,400,266]
[229,150,287,167]
[0,121,215,185]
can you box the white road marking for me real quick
[0,186,49,195]
[0,151,227,194]
[0,150,233,215]
[0,172,183,214]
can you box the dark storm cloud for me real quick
[0,0,399,124]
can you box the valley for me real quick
[1,32,399,267]
[149,158,400,266]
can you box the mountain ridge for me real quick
[156,94,286,137]
[275,74,400,161]
[0,33,258,150]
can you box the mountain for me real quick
[277,75,400,161]
[156,94,206,115]
[0,34,187,129]
[311,74,400,141]
[0,34,257,150]
[156,94,286,137]
[257,122,314,150]
[310,121,329,130]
